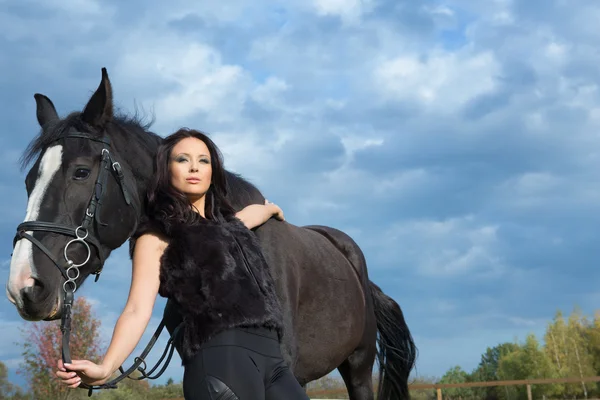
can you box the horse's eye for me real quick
[73,168,91,180]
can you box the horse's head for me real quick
[6,68,147,321]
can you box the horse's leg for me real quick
[337,322,377,400]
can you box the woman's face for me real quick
[168,137,212,200]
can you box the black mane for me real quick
[19,108,159,170]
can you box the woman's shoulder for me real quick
[128,217,171,258]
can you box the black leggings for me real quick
[182,327,309,400]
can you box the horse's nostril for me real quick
[23,277,35,288]
[22,278,45,301]
[17,277,59,321]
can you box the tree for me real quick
[410,375,438,400]
[0,360,27,399]
[0,360,14,397]
[17,296,104,400]
[439,365,473,399]
[544,308,596,398]
[470,342,519,400]
[566,308,596,398]
[497,334,559,400]
[583,310,600,374]
[146,378,184,400]
[94,370,153,400]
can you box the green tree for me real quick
[545,308,597,398]
[95,370,153,400]
[0,360,28,399]
[146,379,184,399]
[17,296,104,400]
[544,309,570,395]
[470,342,520,400]
[566,308,596,398]
[438,365,473,399]
[582,310,600,375]
[410,375,438,400]
[497,334,559,400]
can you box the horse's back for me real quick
[301,224,369,282]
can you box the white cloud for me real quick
[40,0,107,16]
[0,0,115,42]
[373,215,506,277]
[250,77,290,110]
[338,135,384,162]
[491,169,600,214]
[426,5,454,18]
[373,49,500,113]
[115,40,250,126]
[497,172,562,202]
[311,0,374,24]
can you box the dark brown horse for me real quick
[6,68,417,399]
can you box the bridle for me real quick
[12,131,179,397]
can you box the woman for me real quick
[55,128,309,399]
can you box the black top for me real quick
[130,214,283,364]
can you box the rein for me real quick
[13,131,179,397]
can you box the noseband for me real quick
[12,131,179,397]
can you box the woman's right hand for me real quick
[265,199,285,221]
[56,359,112,388]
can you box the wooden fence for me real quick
[306,375,600,399]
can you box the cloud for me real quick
[374,215,505,277]
[373,49,500,113]
[310,0,374,24]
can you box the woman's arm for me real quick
[55,232,167,387]
[235,199,285,230]
[100,233,166,375]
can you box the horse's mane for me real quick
[19,107,160,171]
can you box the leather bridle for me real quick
[12,131,179,397]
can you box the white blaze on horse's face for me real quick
[6,145,63,306]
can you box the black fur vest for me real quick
[130,214,283,364]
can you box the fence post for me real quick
[437,387,442,400]
[527,384,532,400]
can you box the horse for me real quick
[6,68,417,400]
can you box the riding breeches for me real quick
[182,327,309,400]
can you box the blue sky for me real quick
[2,0,600,391]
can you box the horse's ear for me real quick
[82,67,113,129]
[34,93,59,128]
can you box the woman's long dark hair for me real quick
[145,128,236,232]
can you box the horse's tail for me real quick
[370,280,417,400]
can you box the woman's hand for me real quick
[236,200,285,229]
[265,199,284,221]
[55,359,112,388]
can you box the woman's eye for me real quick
[73,168,91,180]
